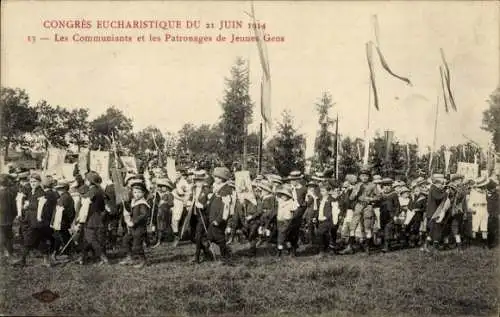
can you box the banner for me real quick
[444,149,452,175]
[120,156,138,174]
[235,170,256,205]
[45,147,67,178]
[166,157,176,183]
[62,163,76,180]
[111,167,128,205]
[384,130,394,162]
[456,162,479,180]
[78,149,90,177]
[89,151,110,184]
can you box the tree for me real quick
[89,106,133,151]
[0,87,37,159]
[314,92,335,168]
[482,87,500,152]
[66,108,90,152]
[33,100,71,149]
[135,126,166,154]
[219,57,253,166]
[268,110,305,176]
[338,136,359,178]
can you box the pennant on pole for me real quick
[439,66,449,113]
[440,48,457,111]
[366,41,379,111]
[251,2,272,133]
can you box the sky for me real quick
[2,1,498,158]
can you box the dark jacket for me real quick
[291,185,307,221]
[233,198,260,227]
[25,187,58,229]
[83,185,106,228]
[0,186,17,226]
[379,191,400,226]
[425,185,447,218]
[207,183,232,225]
[52,191,76,230]
[316,196,334,223]
[192,185,210,217]
[130,198,150,234]
[408,193,427,223]
[104,184,118,216]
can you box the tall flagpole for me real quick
[429,95,439,174]
[335,112,339,180]
[242,59,250,170]
[363,82,371,166]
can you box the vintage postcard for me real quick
[0,1,498,316]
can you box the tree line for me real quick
[1,58,499,178]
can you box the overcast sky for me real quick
[2,1,498,157]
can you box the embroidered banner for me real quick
[45,147,67,178]
[78,149,90,177]
[89,151,110,184]
[456,162,479,180]
[62,163,76,181]
[235,170,256,205]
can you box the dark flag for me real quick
[440,66,449,113]
[372,15,412,86]
[366,41,379,111]
[375,46,412,86]
[440,48,457,111]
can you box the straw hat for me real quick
[156,178,174,190]
[213,167,231,181]
[287,170,304,181]
[275,185,293,198]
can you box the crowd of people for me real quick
[0,163,498,268]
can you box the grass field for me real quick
[0,241,498,317]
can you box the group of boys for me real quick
[0,164,498,268]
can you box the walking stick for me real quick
[176,187,196,247]
[198,209,216,261]
[59,231,78,256]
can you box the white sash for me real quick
[318,199,327,221]
[78,197,91,223]
[222,195,231,220]
[331,201,341,225]
[51,205,64,230]
[16,192,24,217]
[37,196,47,222]
[404,210,416,225]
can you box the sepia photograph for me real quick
[0,1,499,316]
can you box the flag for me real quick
[369,15,412,112]
[375,45,412,86]
[440,48,457,111]
[366,41,379,111]
[251,3,272,133]
[439,66,449,113]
